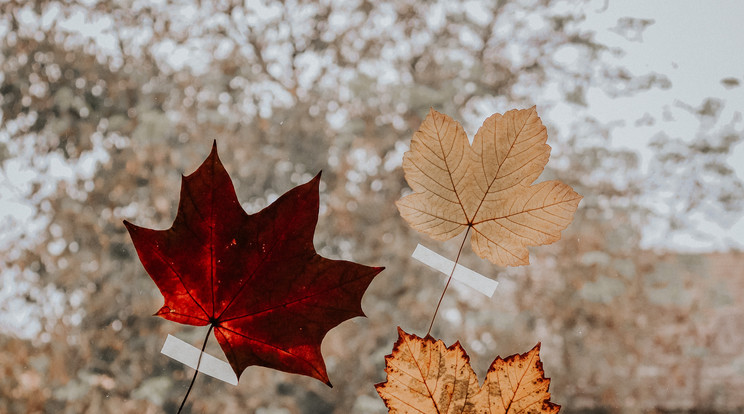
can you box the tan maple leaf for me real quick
[375,328,480,413]
[396,107,582,266]
[375,328,559,414]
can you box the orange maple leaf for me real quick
[396,107,582,266]
[375,328,560,414]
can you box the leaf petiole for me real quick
[176,324,214,414]
[427,226,471,336]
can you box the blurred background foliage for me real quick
[1,0,743,413]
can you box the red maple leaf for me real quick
[124,143,383,386]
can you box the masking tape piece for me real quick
[161,334,238,386]
[412,244,498,297]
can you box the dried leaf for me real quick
[375,328,480,413]
[472,343,560,414]
[397,107,582,266]
[376,328,559,414]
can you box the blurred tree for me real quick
[1,0,742,413]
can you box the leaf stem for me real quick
[176,324,214,414]
[427,226,471,336]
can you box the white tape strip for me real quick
[161,334,238,385]
[411,244,498,297]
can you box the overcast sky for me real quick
[573,0,744,251]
